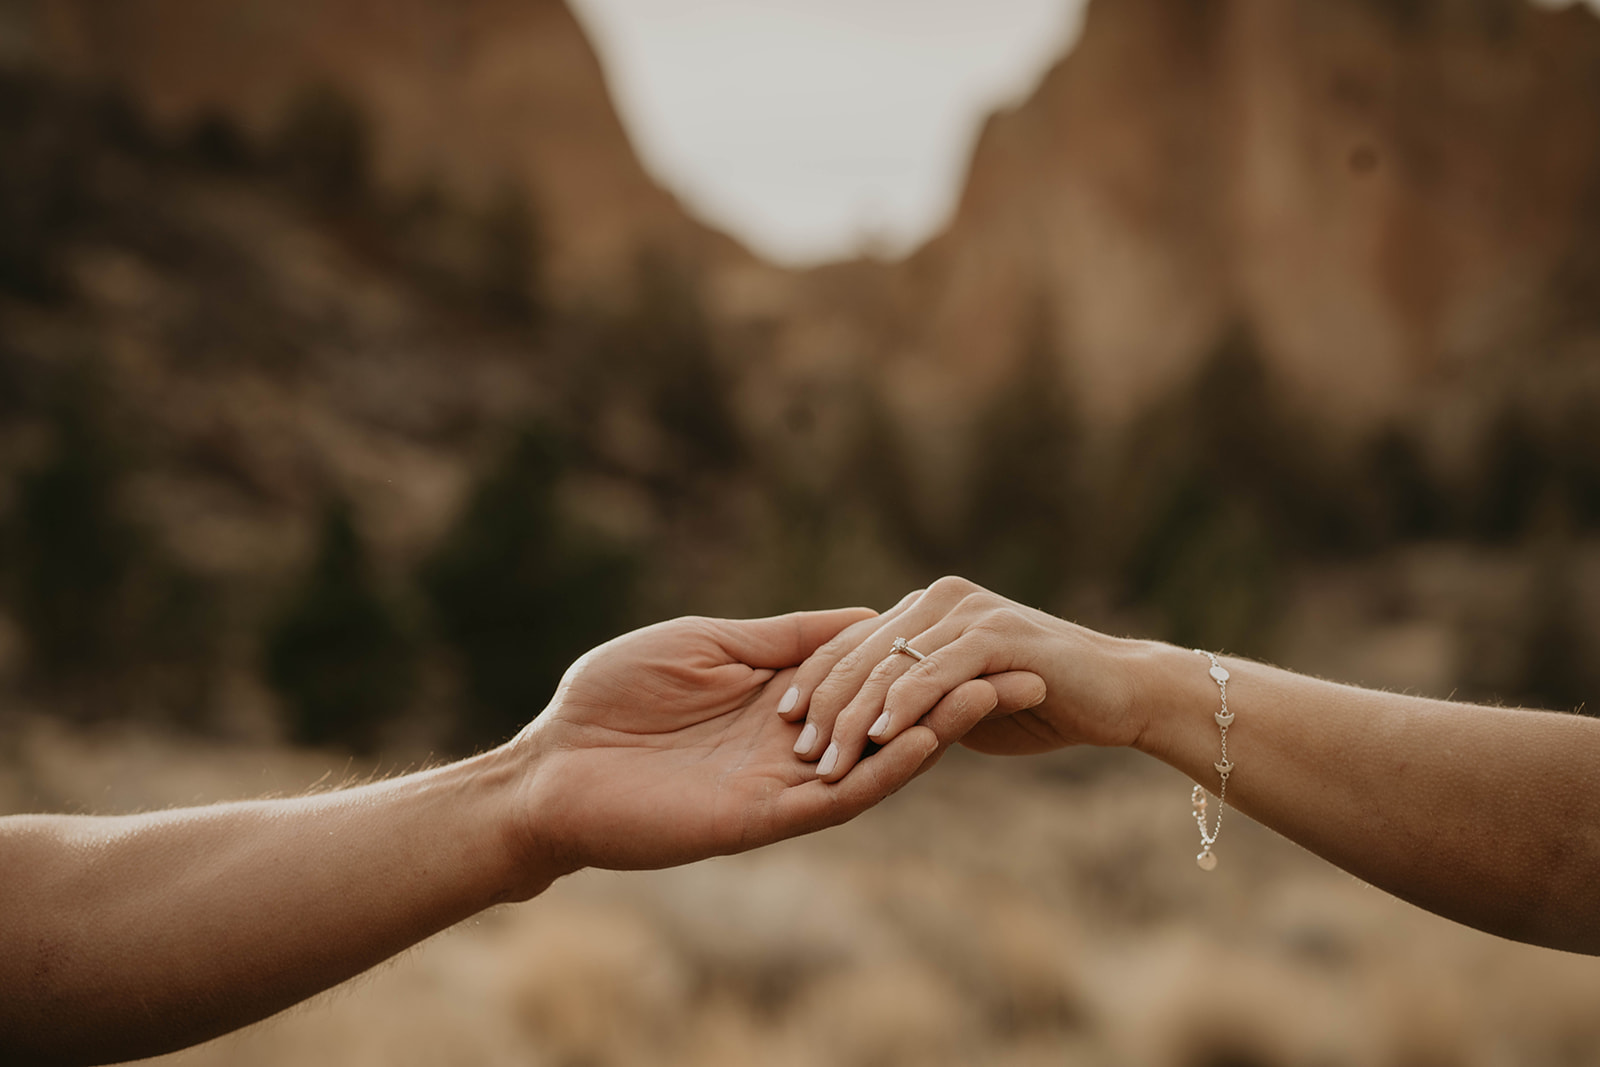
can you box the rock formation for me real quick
[866,0,1600,439]
[17,0,740,297]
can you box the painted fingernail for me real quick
[778,686,800,715]
[868,711,891,739]
[817,742,839,777]
[794,723,818,756]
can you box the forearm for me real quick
[1130,641,1600,953]
[0,744,550,1066]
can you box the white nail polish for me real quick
[869,711,891,739]
[817,743,839,777]
[778,686,800,715]
[794,723,818,756]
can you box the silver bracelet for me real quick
[1191,649,1233,871]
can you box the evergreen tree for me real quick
[1513,508,1598,716]
[419,424,635,746]
[964,305,1081,606]
[1116,329,1294,654]
[626,254,744,475]
[847,385,946,568]
[4,368,219,721]
[478,184,544,325]
[1475,406,1551,544]
[1363,424,1447,543]
[7,375,138,684]
[275,84,371,210]
[264,499,416,752]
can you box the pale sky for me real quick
[567,0,1086,266]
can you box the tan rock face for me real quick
[32,0,737,298]
[887,0,1600,436]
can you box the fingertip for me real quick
[816,741,840,779]
[793,722,821,758]
[777,685,801,718]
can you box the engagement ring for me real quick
[890,637,926,662]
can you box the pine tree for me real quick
[419,424,634,746]
[8,377,138,684]
[964,305,1081,606]
[264,499,416,752]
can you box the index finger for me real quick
[715,607,879,671]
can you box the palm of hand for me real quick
[516,614,926,874]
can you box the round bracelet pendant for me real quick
[1196,849,1218,871]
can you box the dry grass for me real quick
[3,715,1598,1067]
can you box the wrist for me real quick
[1123,639,1228,772]
[475,731,576,902]
[1035,619,1160,750]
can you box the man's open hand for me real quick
[506,608,944,878]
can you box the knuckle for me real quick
[867,656,902,684]
[893,588,927,611]
[681,615,717,637]
[928,575,977,602]
[908,650,942,679]
[811,675,848,712]
[972,605,1020,638]
[824,614,878,654]
[964,591,1002,615]
[811,631,856,664]
[883,671,931,712]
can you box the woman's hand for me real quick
[506,608,946,880]
[780,577,1149,782]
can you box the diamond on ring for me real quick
[890,637,927,662]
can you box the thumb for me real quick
[984,670,1047,717]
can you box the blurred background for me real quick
[4,0,1600,1063]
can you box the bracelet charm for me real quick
[1192,649,1233,871]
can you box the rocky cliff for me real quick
[859,0,1600,444]
[16,0,742,298]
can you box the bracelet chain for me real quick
[1191,649,1232,871]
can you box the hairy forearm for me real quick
[1131,642,1600,953]
[0,745,544,1066]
